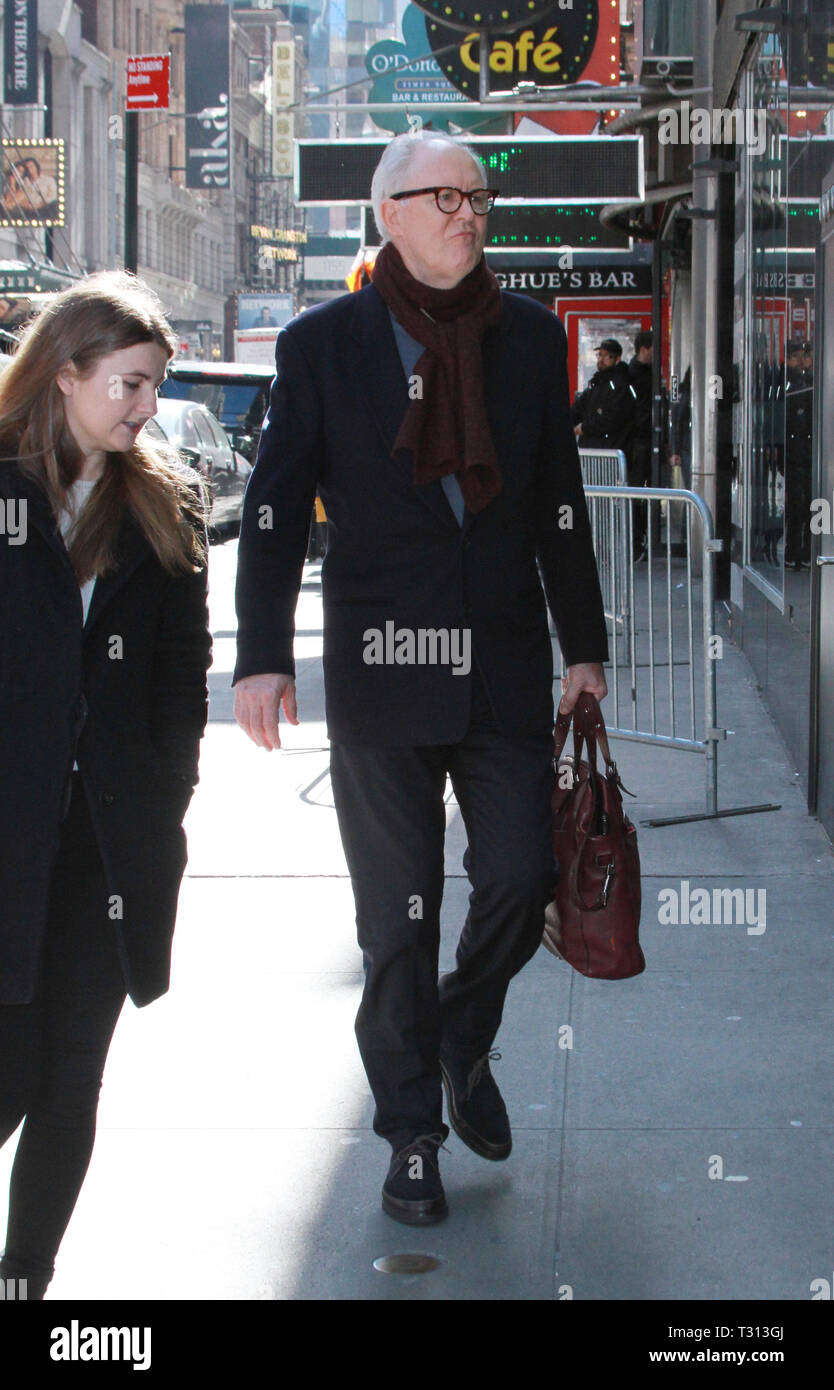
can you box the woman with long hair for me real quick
[0,270,212,1299]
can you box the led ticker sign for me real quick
[778,137,834,202]
[297,137,643,206]
[485,204,630,248]
[364,202,630,249]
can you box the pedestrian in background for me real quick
[0,271,212,1300]
[627,329,653,557]
[234,130,608,1226]
[572,338,636,457]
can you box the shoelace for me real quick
[391,1131,449,1172]
[464,1049,502,1102]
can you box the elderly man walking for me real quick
[233,131,608,1225]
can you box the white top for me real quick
[58,477,98,625]
[59,478,98,775]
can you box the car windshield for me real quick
[158,379,269,459]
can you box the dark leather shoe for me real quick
[440,1048,512,1161]
[381,1133,448,1225]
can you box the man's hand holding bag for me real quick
[542,693,645,979]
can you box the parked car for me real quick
[144,397,252,535]
[157,360,274,464]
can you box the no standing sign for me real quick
[126,54,171,110]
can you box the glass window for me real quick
[735,13,833,619]
[190,411,213,447]
[159,378,270,458]
[642,0,693,57]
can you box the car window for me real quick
[190,412,213,447]
[203,412,227,449]
[158,376,270,459]
[178,414,197,446]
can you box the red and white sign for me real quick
[126,54,170,110]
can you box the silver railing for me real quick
[568,486,725,818]
[578,446,628,488]
[579,451,630,635]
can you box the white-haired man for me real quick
[234,131,608,1225]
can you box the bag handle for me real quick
[573,693,614,769]
[553,694,609,766]
[553,695,602,775]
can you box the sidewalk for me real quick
[5,539,833,1302]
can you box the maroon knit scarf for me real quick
[372,241,503,513]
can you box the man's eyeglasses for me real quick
[389,186,499,215]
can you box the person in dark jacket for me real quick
[234,131,608,1227]
[571,338,636,453]
[627,330,653,556]
[0,271,212,1300]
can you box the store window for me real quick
[642,0,693,58]
[734,14,833,614]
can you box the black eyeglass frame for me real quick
[388,186,500,214]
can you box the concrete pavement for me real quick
[3,537,833,1302]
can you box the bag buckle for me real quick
[597,857,615,906]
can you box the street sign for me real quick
[365,4,504,135]
[126,54,170,110]
[272,33,295,178]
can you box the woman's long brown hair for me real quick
[0,269,207,580]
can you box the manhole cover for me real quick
[373,1253,441,1275]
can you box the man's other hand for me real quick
[559,662,607,715]
[234,673,298,750]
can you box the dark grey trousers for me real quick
[330,665,555,1150]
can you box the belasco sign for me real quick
[493,266,652,294]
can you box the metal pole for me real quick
[43,48,54,264]
[478,32,489,104]
[125,110,138,273]
[690,0,718,570]
[651,230,663,490]
[703,532,719,817]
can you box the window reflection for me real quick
[740,18,830,616]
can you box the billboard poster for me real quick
[0,139,65,226]
[237,293,294,330]
[185,5,230,189]
[3,0,37,106]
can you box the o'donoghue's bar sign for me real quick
[4,0,37,106]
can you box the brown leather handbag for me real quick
[542,692,645,979]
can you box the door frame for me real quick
[808,166,834,827]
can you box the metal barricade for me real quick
[579,450,630,640]
[578,447,628,488]
[566,486,724,818]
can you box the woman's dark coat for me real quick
[0,458,212,1007]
